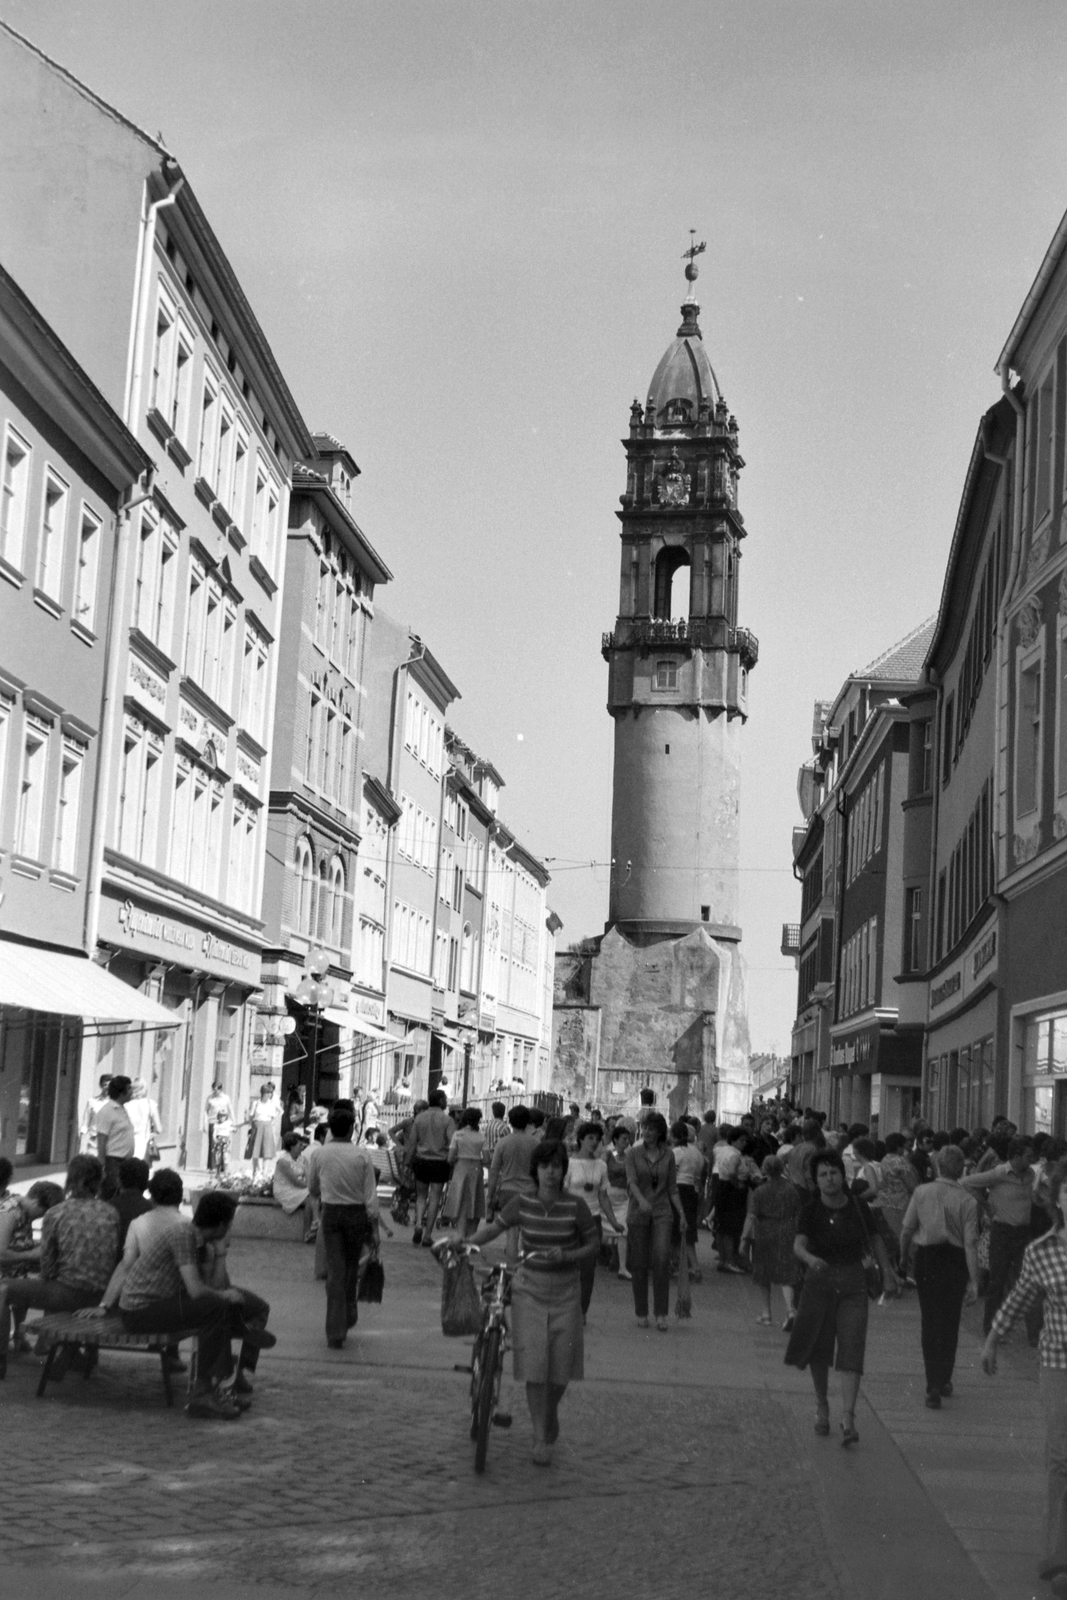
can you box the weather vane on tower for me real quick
[682,230,706,294]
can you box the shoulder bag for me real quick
[850,1195,884,1301]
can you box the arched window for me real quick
[653,547,691,621]
[295,837,315,934]
[460,922,474,993]
[329,857,345,948]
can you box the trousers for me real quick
[1040,1368,1067,1578]
[628,1211,673,1318]
[0,1278,100,1353]
[321,1203,370,1343]
[984,1222,1031,1334]
[914,1242,969,1392]
[121,1289,235,1385]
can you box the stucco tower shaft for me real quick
[603,293,757,940]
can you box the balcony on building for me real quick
[781,923,801,958]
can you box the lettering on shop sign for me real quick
[931,971,962,1010]
[830,1032,873,1069]
[117,899,252,971]
[972,930,997,980]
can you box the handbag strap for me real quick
[849,1193,875,1251]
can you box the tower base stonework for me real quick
[552,927,750,1121]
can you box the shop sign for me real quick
[351,992,385,1027]
[929,923,999,1018]
[830,1028,876,1072]
[107,895,255,978]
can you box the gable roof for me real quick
[856,616,936,682]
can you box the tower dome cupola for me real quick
[645,244,722,434]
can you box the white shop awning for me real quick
[0,944,179,1027]
[322,1004,403,1044]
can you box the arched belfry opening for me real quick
[654,547,691,621]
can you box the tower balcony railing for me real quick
[601,617,759,666]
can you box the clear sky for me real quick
[8,0,1067,1052]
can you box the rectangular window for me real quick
[0,697,11,840]
[184,560,206,680]
[252,470,268,558]
[52,741,85,875]
[1034,368,1056,529]
[1,424,31,570]
[197,376,219,482]
[72,504,102,632]
[232,430,249,528]
[37,468,69,599]
[321,709,334,792]
[218,603,237,714]
[1017,653,1043,817]
[215,405,234,505]
[149,291,174,416]
[15,717,49,860]
[171,331,193,439]
[920,720,933,793]
[170,760,192,883]
[346,599,361,679]
[654,659,678,690]
[305,691,320,779]
[942,695,955,787]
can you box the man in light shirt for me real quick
[307,1105,380,1350]
[79,1075,112,1155]
[899,1144,979,1408]
[95,1077,135,1197]
[964,1136,1037,1333]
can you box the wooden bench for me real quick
[31,1314,198,1406]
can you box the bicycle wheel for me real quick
[473,1324,501,1473]
[469,1329,485,1439]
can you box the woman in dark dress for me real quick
[741,1154,799,1328]
[785,1146,897,1446]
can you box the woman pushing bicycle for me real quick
[446,1138,598,1466]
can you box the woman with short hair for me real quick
[564,1122,620,1317]
[785,1146,898,1445]
[450,1139,598,1465]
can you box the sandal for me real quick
[814,1405,830,1437]
[840,1418,859,1448]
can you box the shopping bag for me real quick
[358,1253,385,1304]
[440,1254,482,1337]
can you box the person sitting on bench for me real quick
[83,1176,274,1421]
[0,1156,117,1379]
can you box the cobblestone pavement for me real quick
[0,1231,1036,1600]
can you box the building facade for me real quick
[0,28,315,1164]
[0,264,173,1165]
[787,622,933,1130]
[259,436,393,1114]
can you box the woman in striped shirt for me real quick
[451,1139,598,1466]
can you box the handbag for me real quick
[851,1195,884,1301]
[244,1125,256,1160]
[440,1253,482,1337]
[358,1252,385,1304]
[146,1137,160,1166]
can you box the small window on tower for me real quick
[701,906,710,922]
[654,660,678,691]
[665,744,670,754]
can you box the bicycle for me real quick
[434,1240,525,1473]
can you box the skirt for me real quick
[250,1122,277,1160]
[784,1261,868,1375]
[444,1161,485,1223]
[510,1266,584,1385]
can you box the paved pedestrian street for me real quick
[0,1234,1052,1600]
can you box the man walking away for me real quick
[487,1106,539,1264]
[0,1156,117,1379]
[899,1145,979,1408]
[95,1076,135,1197]
[483,1101,509,1164]
[307,1105,380,1349]
[964,1137,1037,1334]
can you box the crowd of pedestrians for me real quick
[11,1083,1067,1590]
